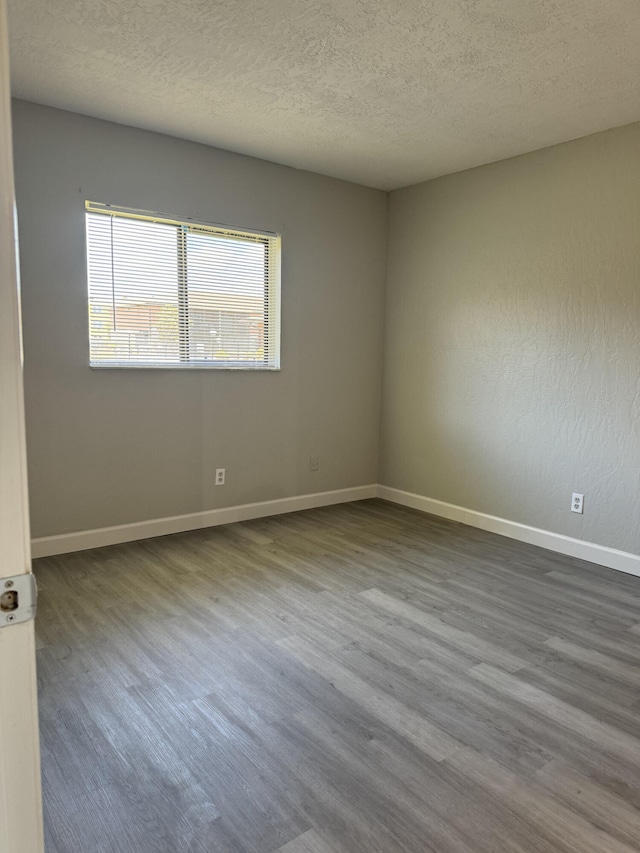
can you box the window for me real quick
[85,202,280,369]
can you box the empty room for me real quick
[1,1,640,851]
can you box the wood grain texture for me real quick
[277,829,338,853]
[34,499,640,852]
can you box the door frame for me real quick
[0,0,44,849]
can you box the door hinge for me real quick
[0,574,37,627]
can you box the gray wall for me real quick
[13,99,640,555]
[12,100,387,538]
[381,122,640,554]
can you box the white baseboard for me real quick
[376,485,640,578]
[31,485,377,558]
[31,483,640,579]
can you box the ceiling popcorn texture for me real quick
[8,0,640,189]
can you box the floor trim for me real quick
[31,483,640,578]
[377,485,640,578]
[31,485,378,558]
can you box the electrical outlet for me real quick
[215,468,225,486]
[571,492,584,514]
[309,456,319,472]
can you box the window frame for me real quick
[85,201,281,371]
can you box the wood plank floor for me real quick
[34,499,640,853]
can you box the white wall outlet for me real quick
[309,456,319,472]
[215,468,225,486]
[571,492,584,514]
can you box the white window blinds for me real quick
[85,202,280,369]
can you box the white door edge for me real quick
[0,0,44,849]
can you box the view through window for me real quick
[86,203,280,368]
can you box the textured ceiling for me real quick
[8,0,640,190]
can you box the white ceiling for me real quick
[8,0,640,190]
